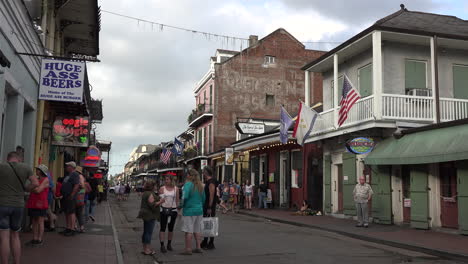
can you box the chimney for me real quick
[249,35,258,47]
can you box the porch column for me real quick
[430,36,440,123]
[305,70,310,107]
[372,31,383,119]
[333,54,339,128]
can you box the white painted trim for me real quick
[333,54,339,128]
[391,165,404,224]
[428,163,441,228]
[194,69,214,94]
[188,113,213,128]
[430,37,437,123]
[372,31,383,119]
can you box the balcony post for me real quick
[305,70,310,107]
[333,54,339,128]
[430,36,440,123]
[372,31,383,119]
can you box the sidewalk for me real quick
[239,209,468,262]
[20,201,119,264]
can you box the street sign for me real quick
[236,122,265,134]
[346,137,375,154]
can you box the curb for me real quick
[238,211,468,263]
[107,201,125,264]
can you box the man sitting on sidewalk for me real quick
[353,175,373,228]
[0,152,39,264]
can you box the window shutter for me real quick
[359,64,373,97]
[405,60,426,89]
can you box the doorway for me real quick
[279,152,288,206]
[440,162,458,229]
[337,164,344,213]
[402,166,411,223]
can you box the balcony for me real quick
[187,104,213,128]
[309,94,468,139]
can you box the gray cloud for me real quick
[280,0,440,26]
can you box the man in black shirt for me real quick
[258,180,268,209]
[201,166,218,250]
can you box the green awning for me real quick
[365,124,468,165]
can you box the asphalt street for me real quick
[110,193,461,264]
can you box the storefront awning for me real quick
[365,124,468,165]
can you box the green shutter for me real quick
[453,65,468,100]
[343,152,357,216]
[410,165,429,229]
[371,165,393,224]
[324,155,332,214]
[359,64,373,97]
[456,161,468,235]
[405,60,427,89]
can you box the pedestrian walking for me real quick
[229,181,239,213]
[258,180,268,209]
[60,161,80,236]
[220,181,230,214]
[125,183,131,200]
[85,176,98,222]
[75,166,89,233]
[0,152,39,264]
[353,175,374,228]
[201,166,218,250]
[97,181,104,204]
[244,180,253,210]
[54,177,63,213]
[158,175,179,253]
[26,164,50,246]
[45,171,56,232]
[137,180,164,256]
[180,169,206,255]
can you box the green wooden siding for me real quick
[405,60,427,90]
[370,166,392,224]
[343,152,357,216]
[410,165,429,229]
[453,65,468,100]
[324,155,332,214]
[358,64,373,97]
[456,161,468,235]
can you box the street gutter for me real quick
[107,201,125,264]
[238,210,468,263]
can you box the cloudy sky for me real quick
[88,0,468,175]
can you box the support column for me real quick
[333,54,339,128]
[305,71,310,107]
[372,31,383,119]
[3,95,24,160]
[22,109,36,165]
[430,36,440,123]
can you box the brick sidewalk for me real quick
[239,209,468,261]
[20,201,118,264]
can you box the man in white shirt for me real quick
[353,175,373,228]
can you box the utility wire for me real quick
[101,10,343,45]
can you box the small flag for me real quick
[280,106,294,144]
[292,101,318,146]
[172,138,184,156]
[160,149,172,164]
[338,75,361,127]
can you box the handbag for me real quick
[200,217,219,237]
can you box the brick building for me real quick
[183,28,324,175]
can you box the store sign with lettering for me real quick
[82,145,101,167]
[39,59,85,103]
[52,116,89,147]
[236,122,265,134]
[346,137,375,154]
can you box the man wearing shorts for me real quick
[60,161,80,236]
[0,152,39,264]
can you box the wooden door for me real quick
[410,165,429,229]
[402,166,411,223]
[337,164,344,213]
[440,162,458,229]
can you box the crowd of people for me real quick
[0,150,109,264]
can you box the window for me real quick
[291,151,303,188]
[453,65,468,99]
[209,85,213,107]
[264,55,276,65]
[405,60,427,91]
[266,94,275,106]
[208,125,212,153]
[331,76,344,107]
[358,64,373,97]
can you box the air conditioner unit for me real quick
[406,88,432,97]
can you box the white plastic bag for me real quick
[200,217,219,237]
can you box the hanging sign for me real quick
[82,145,101,167]
[39,59,85,103]
[201,159,208,169]
[346,137,375,154]
[236,122,265,134]
[225,148,234,166]
[52,116,89,147]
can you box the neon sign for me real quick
[82,146,101,168]
[52,116,89,147]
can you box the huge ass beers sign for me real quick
[39,59,85,103]
[52,117,89,147]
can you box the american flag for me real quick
[160,149,172,164]
[338,75,361,127]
